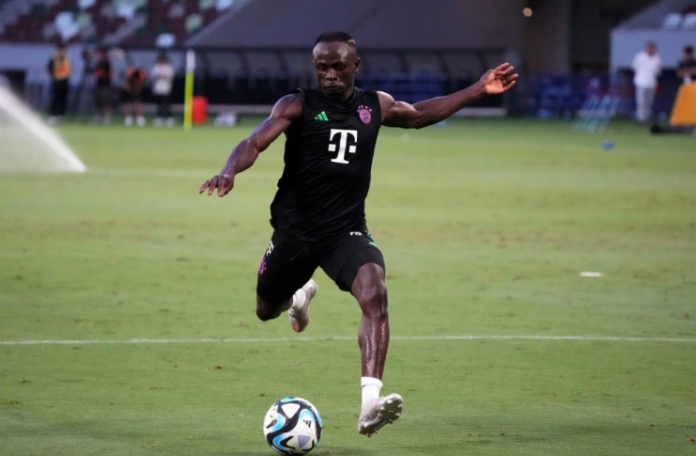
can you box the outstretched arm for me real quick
[381,63,518,129]
[199,93,303,197]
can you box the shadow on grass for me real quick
[226,448,375,456]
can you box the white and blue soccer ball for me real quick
[263,397,323,455]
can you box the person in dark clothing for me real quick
[46,44,71,123]
[199,31,517,438]
[94,47,113,125]
[121,66,147,126]
[677,45,696,85]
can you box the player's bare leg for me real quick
[256,279,318,333]
[351,263,403,436]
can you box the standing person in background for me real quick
[150,53,175,127]
[121,66,147,127]
[632,42,662,125]
[46,44,71,124]
[94,47,113,125]
[677,46,696,86]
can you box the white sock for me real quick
[291,289,306,308]
[361,377,383,406]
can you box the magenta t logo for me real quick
[357,105,372,124]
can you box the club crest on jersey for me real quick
[357,105,372,124]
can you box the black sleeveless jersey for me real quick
[269,87,382,240]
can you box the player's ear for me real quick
[354,57,361,73]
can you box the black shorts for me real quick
[120,89,143,103]
[95,86,112,110]
[256,229,385,303]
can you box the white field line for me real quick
[1,335,695,346]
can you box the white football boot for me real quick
[288,279,318,333]
[358,393,403,437]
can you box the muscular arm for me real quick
[381,63,517,129]
[199,93,303,197]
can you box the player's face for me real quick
[312,42,360,100]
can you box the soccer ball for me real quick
[263,397,323,455]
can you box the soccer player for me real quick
[199,31,517,437]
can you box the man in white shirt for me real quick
[151,53,175,127]
[632,42,662,124]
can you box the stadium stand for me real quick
[610,0,696,118]
[661,4,696,29]
[617,0,696,29]
[0,0,237,46]
[180,0,520,110]
[0,0,520,116]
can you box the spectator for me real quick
[94,47,113,125]
[46,44,71,124]
[677,45,696,85]
[121,66,147,127]
[632,41,662,124]
[150,53,175,127]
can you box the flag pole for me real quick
[184,49,195,131]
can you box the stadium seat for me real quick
[0,0,226,45]
[185,14,203,33]
[75,12,92,28]
[663,13,683,29]
[115,2,136,20]
[155,32,175,48]
[682,13,696,29]
[78,0,96,10]
[55,11,79,41]
[216,0,235,11]
[168,3,185,19]
[199,0,215,11]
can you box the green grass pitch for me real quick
[1,118,695,456]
